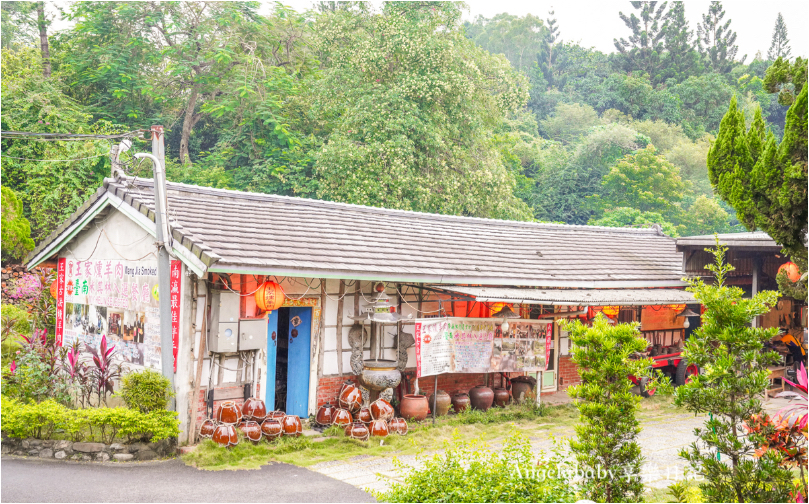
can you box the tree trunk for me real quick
[179,84,200,165]
[37,2,50,78]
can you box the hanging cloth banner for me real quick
[414,317,550,377]
[169,260,182,373]
[55,258,67,346]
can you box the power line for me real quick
[2,153,108,162]
[1,130,146,140]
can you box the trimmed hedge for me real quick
[1,396,180,444]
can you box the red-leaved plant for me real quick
[86,334,123,406]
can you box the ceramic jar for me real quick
[239,420,263,443]
[212,423,238,447]
[389,417,408,436]
[199,418,216,439]
[451,392,470,413]
[216,401,242,424]
[338,382,363,414]
[241,398,267,422]
[468,385,494,411]
[332,408,353,427]
[510,379,534,403]
[282,415,303,437]
[357,407,373,425]
[399,394,429,421]
[261,419,283,440]
[370,398,394,422]
[266,411,286,421]
[344,421,370,441]
[493,387,510,408]
[370,419,389,437]
[316,403,336,427]
[428,390,452,417]
[360,359,402,392]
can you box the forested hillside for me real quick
[1,1,804,259]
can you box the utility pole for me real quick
[136,126,175,410]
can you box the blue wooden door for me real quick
[286,307,311,417]
[264,310,279,411]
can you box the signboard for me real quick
[55,258,66,346]
[170,260,182,373]
[414,317,550,377]
[61,258,162,369]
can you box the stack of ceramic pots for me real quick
[211,400,242,447]
[338,381,362,414]
[201,398,295,447]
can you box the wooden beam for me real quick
[317,279,326,380]
[336,280,345,377]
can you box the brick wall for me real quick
[557,356,581,389]
[192,386,246,428]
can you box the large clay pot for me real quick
[428,390,452,417]
[389,417,408,436]
[468,385,494,411]
[511,379,534,403]
[238,420,263,443]
[399,394,429,421]
[370,419,389,437]
[199,418,216,439]
[344,421,370,441]
[267,411,286,421]
[493,387,510,408]
[370,398,394,422]
[316,403,336,427]
[338,382,362,414]
[357,407,373,425]
[360,359,402,392]
[332,408,353,427]
[212,423,238,447]
[261,418,283,440]
[216,401,242,425]
[451,392,470,413]
[242,397,267,422]
[282,415,303,437]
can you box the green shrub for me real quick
[117,369,174,413]
[0,395,180,444]
[377,430,574,503]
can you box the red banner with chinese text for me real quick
[544,323,552,371]
[56,258,66,346]
[170,260,182,372]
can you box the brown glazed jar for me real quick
[267,411,286,421]
[344,421,370,441]
[370,419,389,437]
[451,392,471,413]
[399,394,429,421]
[389,417,408,436]
[332,408,353,427]
[370,398,394,422]
[282,415,303,437]
[316,403,336,427]
[428,390,452,417]
[216,401,242,425]
[493,387,510,408]
[261,418,283,440]
[511,380,534,403]
[338,382,363,413]
[357,407,373,425]
[468,385,494,411]
[238,420,263,443]
[199,418,216,439]
[212,423,238,447]
[241,397,267,422]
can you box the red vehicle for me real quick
[629,350,699,397]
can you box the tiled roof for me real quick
[435,286,694,305]
[676,232,780,249]
[28,177,687,287]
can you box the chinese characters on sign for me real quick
[170,260,182,373]
[61,257,161,370]
[55,258,66,346]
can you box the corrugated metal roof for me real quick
[436,286,695,305]
[676,232,780,249]
[28,177,687,287]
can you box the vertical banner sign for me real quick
[170,260,182,373]
[55,258,67,346]
[545,323,552,371]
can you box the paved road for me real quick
[1,457,375,503]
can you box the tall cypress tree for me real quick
[660,1,701,83]
[767,13,791,61]
[613,1,668,81]
[697,1,744,74]
[538,9,560,88]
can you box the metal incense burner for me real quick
[348,285,414,405]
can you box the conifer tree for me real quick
[613,1,668,81]
[538,8,560,88]
[660,1,701,83]
[697,1,744,74]
[767,13,791,61]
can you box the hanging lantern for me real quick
[601,306,620,318]
[778,262,801,283]
[255,281,285,313]
[666,304,686,312]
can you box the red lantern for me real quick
[601,306,620,318]
[778,262,801,283]
[255,281,285,313]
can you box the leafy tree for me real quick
[696,1,744,74]
[589,207,679,237]
[630,118,688,152]
[573,123,648,173]
[665,134,713,195]
[597,145,686,219]
[540,103,600,144]
[675,241,795,502]
[766,13,791,61]
[464,13,546,75]
[680,195,731,235]
[304,3,532,220]
[613,1,668,82]
[660,1,702,83]
[586,73,681,123]
[671,72,735,137]
[1,187,35,262]
[561,314,665,503]
[1,2,37,49]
